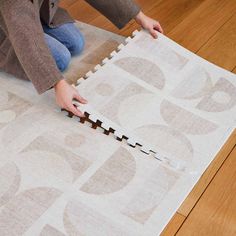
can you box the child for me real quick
[0,0,163,116]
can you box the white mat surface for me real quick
[0,27,235,236]
[73,29,236,234]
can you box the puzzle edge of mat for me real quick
[64,29,188,172]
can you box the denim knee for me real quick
[56,47,71,72]
[69,33,85,56]
[44,33,71,72]
[43,23,85,57]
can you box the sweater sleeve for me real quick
[0,0,64,94]
[85,0,141,29]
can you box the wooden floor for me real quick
[61,0,236,235]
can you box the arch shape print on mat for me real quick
[160,100,218,135]
[80,147,136,195]
[114,57,165,90]
[0,187,61,236]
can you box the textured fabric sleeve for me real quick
[0,0,64,94]
[85,0,141,29]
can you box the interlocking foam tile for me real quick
[75,29,235,166]
[0,24,235,236]
[0,87,189,236]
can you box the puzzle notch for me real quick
[74,29,140,87]
[65,30,187,172]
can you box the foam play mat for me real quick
[0,23,235,235]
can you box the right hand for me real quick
[54,79,87,117]
[135,11,164,39]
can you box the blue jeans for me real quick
[43,23,85,72]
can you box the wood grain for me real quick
[60,0,206,37]
[168,0,236,52]
[61,0,162,37]
[145,0,205,35]
[161,213,186,236]
[197,14,236,71]
[178,130,236,216]
[59,0,77,8]
[176,146,236,236]
[119,0,206,36]
[61,0,99,23]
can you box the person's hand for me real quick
[54,79,87,117]
[134,11,164,39]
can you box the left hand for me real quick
[134,11,164,39]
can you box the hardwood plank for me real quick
[168,0,236,52]
[176,146,236,236]
[63,0,100,23]
[197,14,236,71]
[60,0,77,8]
[178,130,236,216]
[83,14,126,35]
[79,0,162,36]
[119,0,206,37]
[161,213,186,236]
[118,0,163,36]
[61,0,206,37]
[146,0,206,35]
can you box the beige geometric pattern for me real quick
[196,77,236,112]
[80,147,136,195]
[0,91,31,129]
[115,57,166,89]
[122,165,179,224]
[0,22,235,236]
[77,30,236,160]
[74,29,235,234]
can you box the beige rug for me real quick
[0,21,235,236]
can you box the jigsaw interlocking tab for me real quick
[70,101,186,172]
[65,29,187,172]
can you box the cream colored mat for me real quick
[74,29,236,234]
[0,23,235,236]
